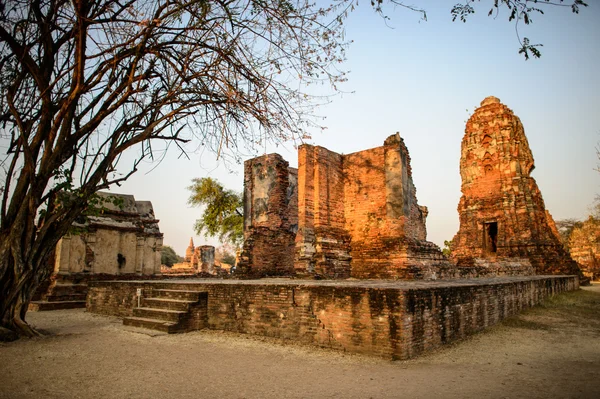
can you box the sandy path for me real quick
[1,284,599,399]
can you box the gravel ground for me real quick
[1,284,599,399]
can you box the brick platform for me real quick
[87,275,578,359]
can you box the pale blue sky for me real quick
[112,2,600,256]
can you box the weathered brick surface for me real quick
[295,145,351,277]
[238,154,297,276]
[568,216,600,280]
[88,276,578,359]
[451,96,580,277]
[245,134,452,279]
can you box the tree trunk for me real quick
[0,226,55,338]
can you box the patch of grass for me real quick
[501,317,551,331]
[538,289,600,321]
[504,288,600,330]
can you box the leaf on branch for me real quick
[518,38,543,60]
[450,4,475,23]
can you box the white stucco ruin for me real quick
[54,192,163,275]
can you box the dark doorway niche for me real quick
[117,253,126,269]
[484,222,498,253]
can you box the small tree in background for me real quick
[161,246,182,267]
[216,244,237,266]
[188,178,243,248]
[442,240,454,257]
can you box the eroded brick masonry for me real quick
[239,97,582,280]
[87,276,578,359]
[451,96,580,276]
[240,134,452,279]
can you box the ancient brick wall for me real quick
[238,154,296,276]
[451,97,580,277]
[343,134,449,279]
[244,134,451,279]
[87,276,578,359]
[569,216,600,280]
[295,145,351,277]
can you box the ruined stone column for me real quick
[199,245,215,274]
[238,154,296,276]
[135,236,145,275]
[345,133,448,279]
[56,235,72,274]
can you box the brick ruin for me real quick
[88,275,578,359]
[451,96,580,276]
[181,238,216,273]
[568,216,600,280]
[238,134,452,279]
[54,192,164,275]
[237,154,298,276]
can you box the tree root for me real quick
[12,316,43,338]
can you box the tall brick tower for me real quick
[451,96,580,276]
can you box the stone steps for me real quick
[29,281,89,311]
[29,300,86,311]
[122,317,178,333]
[133,307,187,323]
[152,289,202,301]
[122,289,208,334]
[143,297,196,311]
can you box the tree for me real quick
[442,240,454,257]
[0,0,349,338]
[161,245,181,267]
[449,0,588,60]
[0,0,588,338]
[216,244,237,266]
[556,218,584,248]
[188,178,243,248]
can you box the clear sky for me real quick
[111,2,600,256]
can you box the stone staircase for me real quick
[29,278,88,311]
[123,289,208,333]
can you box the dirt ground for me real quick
[1,284,599,399]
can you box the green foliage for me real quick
[188,178,243,248]
[442,240,454,257]
[216,245,237,265]
[556,218,584,247]
[161,245,182,267]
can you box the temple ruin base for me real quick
[87,275,578,359]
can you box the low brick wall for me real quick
[87,276,578,359]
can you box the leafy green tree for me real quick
[161,246,182,267]
[188,178,243,248]
[442,240,454,257]
[556,218,584,248]
[216,245,237,266]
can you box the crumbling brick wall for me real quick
[345,134,448,279]
[242,134,451,279]
[238,154,297,276]
[568,216,600,280]
[87,276,578,359]
[295,145,351,277]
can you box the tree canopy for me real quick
[0,0,588,338]
[188,177,243,248]
[161,245,182,267]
